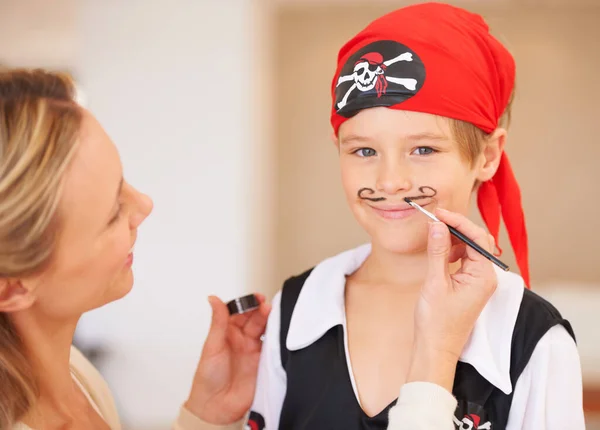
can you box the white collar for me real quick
[286,243,524,395]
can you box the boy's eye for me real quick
[413,146,436,156]
[354,148,377,157]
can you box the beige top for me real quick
[14,347,243,430]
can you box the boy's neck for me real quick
[356,242,459,289]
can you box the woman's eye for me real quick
[354,148,377,157]
[413,146,436,156]
[108,203,122,226]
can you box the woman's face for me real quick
[22,110,153,319]
[337,107,501,254]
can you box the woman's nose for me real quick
[129,187,153,229]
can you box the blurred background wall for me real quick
[1,0,598,428]
[1,0,274,427]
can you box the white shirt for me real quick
[250,243,585,429]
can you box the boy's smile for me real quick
[367,200,433,221]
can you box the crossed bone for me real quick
[452,416,492,430]
[336,52,418,110]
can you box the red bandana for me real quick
[330,2,529,287]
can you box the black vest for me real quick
[277,268,575,430]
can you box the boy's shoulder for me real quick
[280,243,371,290]
[518,287,573,329]
[282,266,314,289]
[494,267,575,344]
[496,274,576,393]
[510,284,576,369]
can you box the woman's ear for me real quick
[476,128,506,182]
[0,278,36,313]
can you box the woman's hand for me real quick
[185,294,271,424]
[408,208,498,391]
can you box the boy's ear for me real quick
[0,278,36,313]
[331,132,339,149]
[476,128,506,182]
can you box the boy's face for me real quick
[336,107,498,254]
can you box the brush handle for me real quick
[447,225,509,272]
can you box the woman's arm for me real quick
[387,342,459,430]
[178,294,270,427]
[388,382,457,430]
[173,292,286,430]
[386,211,500,430]
[172,406,244,430]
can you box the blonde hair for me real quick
[450,89,515,166]
[0,68,82,428]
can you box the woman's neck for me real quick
[11,307,82,419]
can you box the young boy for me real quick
[247,3,584,429]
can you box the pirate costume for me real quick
[247,3,584,430]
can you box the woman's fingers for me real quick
[449,242,466,263]
[425,221,452,286]
[231,312,252,329]
[241,301,271,339]
[230,294,267,329]
[434,208,496,268]
[202,296,230,353]
[225,293,271,342]
[488,234,496,253]
[434,208,492,253]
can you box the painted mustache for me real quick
[357,186,437,202]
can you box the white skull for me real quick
[353,60,383,91]
[459,418,474,430]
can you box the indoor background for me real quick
[1,0,598,428]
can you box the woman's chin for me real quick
[104,272,135,305]
[117,273,135,297]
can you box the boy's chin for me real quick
[372,233,428,255]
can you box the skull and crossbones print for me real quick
[453,414,492,430]
[336,51,417,109]
[334,40,424,113]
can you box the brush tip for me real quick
[403,197,412,204]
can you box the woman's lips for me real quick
[125,244,135,267]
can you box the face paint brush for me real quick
[404,198,509,272]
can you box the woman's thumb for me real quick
[426,222,451,282]
[204,296,229,350]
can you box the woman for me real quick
[0,67,510,430]
[0,68,271,430]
